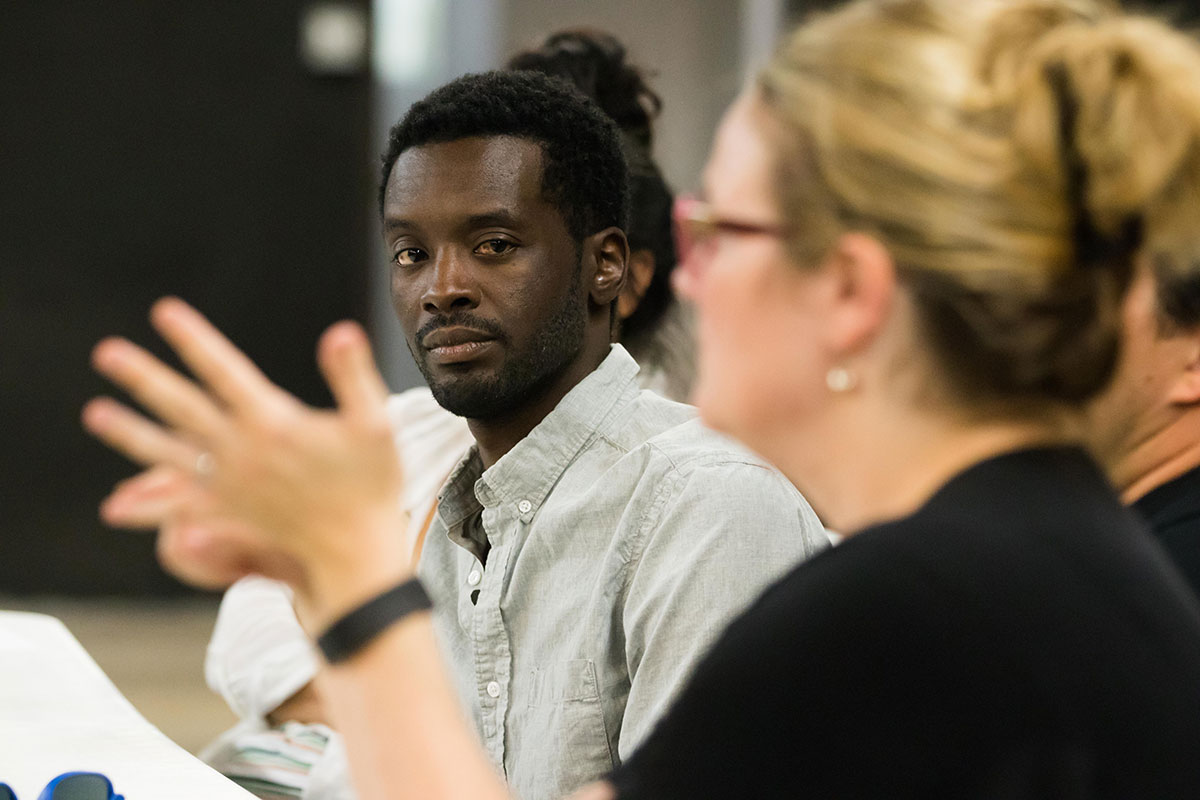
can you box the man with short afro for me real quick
[381,70,629,248]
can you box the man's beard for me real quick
[410,272,588,421]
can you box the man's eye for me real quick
[392,248,427,267]
[475,239,516,256]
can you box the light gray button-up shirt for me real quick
[418,345,825,800]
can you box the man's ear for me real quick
[586,227,629,307]
[617,250,655,320]
[1167,334,1200,407]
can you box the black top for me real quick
[1133,464,1200,600]
[611,447,1200,799]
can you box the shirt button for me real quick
[467,569,482,587]
[486,681,501,698]
[518,499,532,514]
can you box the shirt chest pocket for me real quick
[530,659,603,704]
[522,659,616,791]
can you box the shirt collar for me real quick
[438,345,641,529]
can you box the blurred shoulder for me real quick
[387,386,458,429]
[640,410,777,476]
[386,387,471,446]
[385,387,474,503]
[616,395,822,532]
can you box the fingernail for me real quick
[81,398,112,430]
[100,495,124,522]
[151,296,191,327]
[330,321,364,348]
[91,339,124,371]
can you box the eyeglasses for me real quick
[671,194,788,274]
[0,773,123,800]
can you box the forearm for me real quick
[317,611,511,800]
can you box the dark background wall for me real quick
[2,0,1195,597]
[0,2,372,595]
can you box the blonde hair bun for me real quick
[757,0,1200,409]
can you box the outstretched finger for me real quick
[151,297,290,414]
[83,396,203,475]
[317,321,390,422]
[91,336,226,439]
[101,466,194,529]
[156,517,308,591]
[156,523,259,590]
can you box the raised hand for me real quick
[83,298,411,627]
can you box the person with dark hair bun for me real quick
[508,30,660,152]
[508,29,694,401]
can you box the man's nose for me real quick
[422,252,481,313]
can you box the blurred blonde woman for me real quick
[86,0,1200,797]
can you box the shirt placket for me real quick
[470,502,515,772]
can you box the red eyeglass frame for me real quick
[671,194,789,273]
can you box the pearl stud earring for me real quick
[825,366,857,393]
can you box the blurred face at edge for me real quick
[677,94,831,464]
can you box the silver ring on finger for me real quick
[194,451,216,480]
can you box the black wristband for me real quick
[316,577,432,664]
